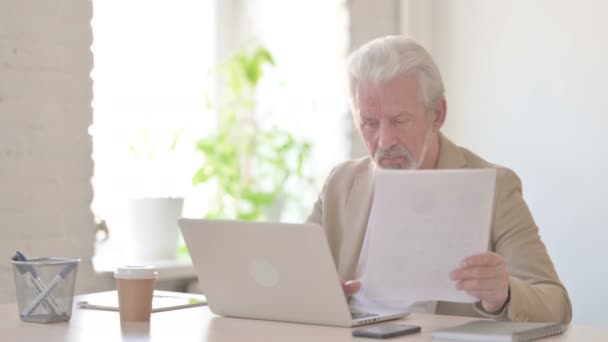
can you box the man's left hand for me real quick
[450,252,510,313]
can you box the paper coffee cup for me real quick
[114,266,157,321]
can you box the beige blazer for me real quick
[306,134,572,323]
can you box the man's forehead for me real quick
[356,89,420,118]
[355,76,421,106]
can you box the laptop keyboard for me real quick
[351,312,378,320]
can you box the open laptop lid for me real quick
[179,219,357,326]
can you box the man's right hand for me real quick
[342,280,361,297]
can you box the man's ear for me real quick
[431,97,447,133]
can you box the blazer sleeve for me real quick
[474,168,572,323]
[305,164,342,226]
[305,175,329,226]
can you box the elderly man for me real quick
[306,36,572,323]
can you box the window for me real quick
[240,0,351,221]
[91,0,216,257]
[91,0,350,260]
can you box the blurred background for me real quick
[1,0,607,327]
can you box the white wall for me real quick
[349,0,402,158]
[0,0,98,302]
[406,0,608,327]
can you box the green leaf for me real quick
[204,212,223,220]
[177,244,189,258]
[228,59,244,97]
[195,139,217,155]
[192,166,214,185]
[241,190,275,206]
[255,47,275,66]
[129,144,139,158]
[168,129,184,152]
[146,144,158,160]
[236,209,262,221]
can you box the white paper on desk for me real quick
[358,169,496,310]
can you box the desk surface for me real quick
[1,292,606,342]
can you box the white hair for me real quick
[347,36,445,117]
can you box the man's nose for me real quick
[378,122,397,149]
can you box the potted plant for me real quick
[191,46,312,221]
[124,126,186,261]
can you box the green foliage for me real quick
[129,127,184,161]
[192,46,312,221]
[227,47,275,97]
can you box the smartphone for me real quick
[352,323,421,339]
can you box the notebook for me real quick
[432,320,567,342]
[76,290,207,313]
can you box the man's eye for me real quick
[393,118,411,125]
[362,121,379,128]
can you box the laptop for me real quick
[178,219,409,327]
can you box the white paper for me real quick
[355,169,496,311]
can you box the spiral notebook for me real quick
[432,320,567,342]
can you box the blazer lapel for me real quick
[436,133,467,169]
[338,160,376,281]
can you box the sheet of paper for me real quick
[76,290,207,313]
[357,169,496,310]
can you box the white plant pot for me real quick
[126,197,184,261]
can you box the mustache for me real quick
[376,145,413,159]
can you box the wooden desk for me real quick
[1,293,606,341]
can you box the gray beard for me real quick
[375,129,433,170]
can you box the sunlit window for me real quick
[91,0,216,258]
[90,0,350,261]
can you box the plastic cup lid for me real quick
[114,266,158,280]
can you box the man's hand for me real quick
[342,280,361,297]
[450,252,510,313]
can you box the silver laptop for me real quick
[178,219,409,327]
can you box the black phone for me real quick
[352,323,421,339]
